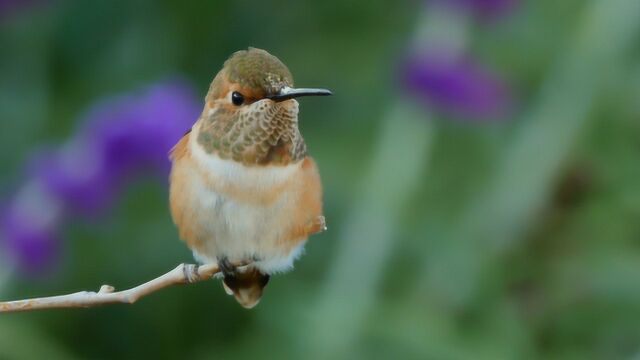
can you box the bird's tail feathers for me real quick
[222,267,270,309]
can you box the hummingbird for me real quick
[169,48,330,308]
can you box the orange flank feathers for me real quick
[168,47,330,308]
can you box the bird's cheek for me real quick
[275,100,299,120]
[282,99,299,111]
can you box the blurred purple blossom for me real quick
[1,80,201,273]
[0,0,47,19]
[2,212,60,274]
[0,181,62,273]
[0,0,27,13]
[401,52,513,121]
[32,82,199,214]
[432,0,520,19]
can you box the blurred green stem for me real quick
[299,4,468,357]
[305,102,434,357]
[422,0,640,307]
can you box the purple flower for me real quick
[87,82,199,176]
[432,0,520,19]
[0,0,47,19]
[1,79,201,273]
[0,182,62,274]
[401,52,513,121]
[30,144,117,215]
[32,80,200,214]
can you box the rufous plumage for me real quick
[169,48,330,308]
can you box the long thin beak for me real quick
[267,86,332,102]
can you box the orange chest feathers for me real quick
[169,132,324,262]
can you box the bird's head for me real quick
[197,47,331,165]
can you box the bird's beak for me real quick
[267,86,332,102]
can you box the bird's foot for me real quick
[217,256,237,277]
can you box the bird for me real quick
[169,47,331,308]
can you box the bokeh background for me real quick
[1,0,640,359]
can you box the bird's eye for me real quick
[231,91,245,106]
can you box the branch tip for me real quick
[0,261,249,313]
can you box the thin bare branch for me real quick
[0,262,246,313]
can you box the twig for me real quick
[0,262,246,313]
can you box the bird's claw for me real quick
[217,256,237,277]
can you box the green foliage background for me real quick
[1,0,640,359]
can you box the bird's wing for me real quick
[169,129,191,161]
